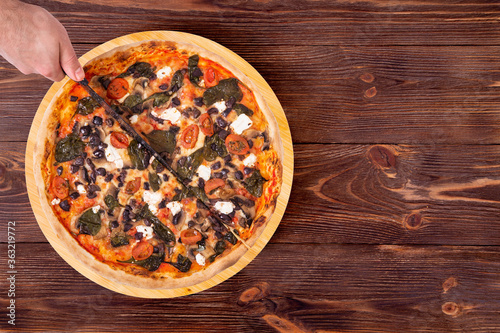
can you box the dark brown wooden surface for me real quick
[1,1,500,332]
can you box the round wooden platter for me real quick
[25,31,293,298]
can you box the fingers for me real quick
[59,30,84,82]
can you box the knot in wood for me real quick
[360,72,374,83]
[237,282,271,306]
[442,301,460,316]
[442,277,458,293]
[404,212,423,230]
[364,86,377,98]
[367,145,396,169]
[0,161,5,180]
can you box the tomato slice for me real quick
[132,241,153,261]
[180,229,203,245]
[180,124,199,149]
[204,178,225,198]
[225,134,250,155]
[203,67,218,87]
[52,176,69,199]
[107,78,129,100]
[110,132,129,148]
[199,113,214,137]
[125,177,141,195]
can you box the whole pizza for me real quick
[34,40,282,289]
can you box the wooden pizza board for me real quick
[25,31,293,298]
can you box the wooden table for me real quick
[1,1,500,332]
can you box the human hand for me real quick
[0,0,84,82]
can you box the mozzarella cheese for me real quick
[214,201,235,215]
[143,191,163,215]
[129,114,139,124]
[213,100,226,113]
[51,198,61,206]
[92,205,101,214]
[167,201,182,216]
[230,114,253,135]
[243,153,257,167]
[157,66,173,79]
[136,225,154,240]
[77,184,87,194]
[195,253,206,266]
[104,135,124,168]
[197,164,211,181]
[156,107,181,124]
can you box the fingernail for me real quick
[75,67,84,81]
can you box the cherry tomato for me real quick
[203,67,218,87]
[204,178,225,198]
[132,241,153,261]
[110,132,129,148]
[107,78,129,100]
[199,113,214,137]
[180,229,203,245]
[52,176,69,199]
[180,124,199,149]
[225,134,250,155]
[125,177,141,195]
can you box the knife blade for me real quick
[76,78,250,248]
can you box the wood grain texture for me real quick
[1,243,500,332]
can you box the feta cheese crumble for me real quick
[104,135,124,168]
[230,113,253,135]
[197,164,211,181]
[92,205,101,214]
[136,225,154,240]
[214,201,235,215]
[156,107,181,124]
[143,191,163,215]
[156,66,173,79]
[129,114,139,124]
[212,100,227,113]
[51,198,61,206]
[77,184,87,194]
[167,201,182,216]
[195,253,206,266]
[243,153,257,167]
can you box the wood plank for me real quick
[1,243,500,332]
[5,142,500,245]
[1,45,499,144]
[38,0,500,46]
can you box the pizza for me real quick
[34,40,282,289]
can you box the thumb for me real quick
[59,35,84,82]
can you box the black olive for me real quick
[98,142,108,150]
[88,184,101,192]
[144,219,151,227]
[171,97,181,107]
[211,161,221,170]
[122,209,130,221]
[172,212,182,225]
[198,177,205,189]
[213,172,223,179]
[86,158,96,170]
[156,163,164,173]
[59,200,70,211]
[193,67,203,77]
[89,171,97,184]
[193,97,204,107]
[218,129,229,140]
[216,117,227,128]
[105,118,114,127]
[123,223,133,232]
[89,133,101,148]
[159,84,168,90]
[117,182,124,188]
[86,191,97,199]
[162,174,169,182]
[79,125,91,138]
[215,231,223,239]
[56,166,63,176]
[135,232,143,240]
[143,182,150,190]
[70,95,78,102]
[223,155,232,163]
[96,167,106,177]
[158,199,166,209]
[207,107,218,115]
[153,246,159,253]
[244,167,253,175]
[104,173,114,182]
[110,221,119,229]
[221,108,231,117]
[221,168,229,176]
[178,156,187,167]
[92,116,103,126]
[74,156,84,166]
[247,139,253,148]
[218,213,231,222]
[69,192,80,200]
[70,164,79,174]
[192,107,201,118]
[188,220,196,228]
[235,170,243,180]
[93,149,105,159]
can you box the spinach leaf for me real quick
[104,195,121,211]
[170,70,184,91]
[127,140,147,170]
[145,130,177,155]
[119,250,165,271]
[122,94,143,109]
[146,91,172,108]
[76,96,100,115]
[203,78,243,106]
[244,169,267,198]
[119,62,154,78]
[55,134,85,162]
[209,240,227,262]
[148,172,161,192]
[78,208,102,236]
[168,254,192,273]
[224,231,237,245]
[110,233,129,247]
[138,205,176,246]
[188,55,201,85]
[233,103,254,117]
[203,133,228,161]
[173,185,208,203]
[176,148,204,180]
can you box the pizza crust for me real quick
[34,39,283,290]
